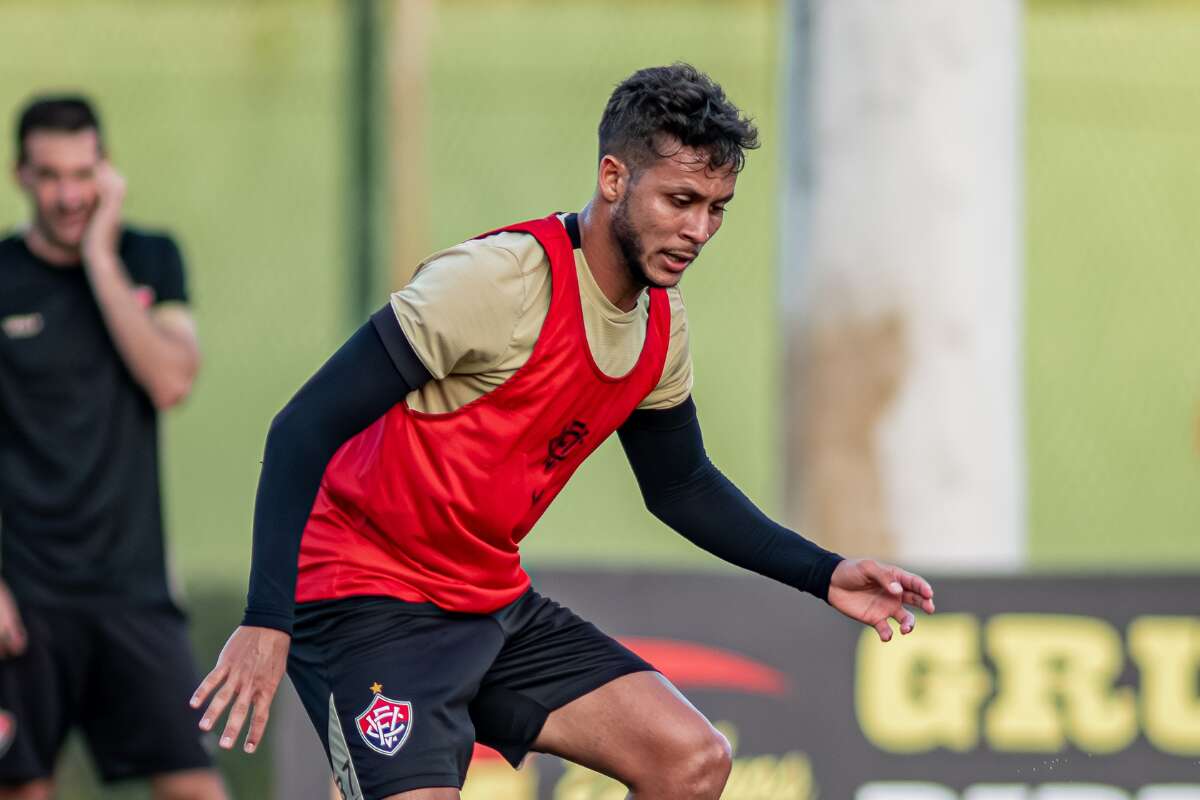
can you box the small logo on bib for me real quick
[544,419,589,470]
[355,684,412,756]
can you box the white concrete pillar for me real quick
[780,0,1025,569]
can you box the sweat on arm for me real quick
[241,306,431,634]
[617,397,843,601]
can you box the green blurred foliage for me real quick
[0,0,351,598]
[1024,0,1200,567]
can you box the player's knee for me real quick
[685,728,733,796]
[648,724,731,798]
[0,780,55,800]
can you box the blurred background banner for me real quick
[1,0,1197,796]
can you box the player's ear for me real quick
[598,154,629,203]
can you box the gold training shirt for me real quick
[389,228,692,415]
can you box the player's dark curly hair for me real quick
[15,94,102,164]
[598,63,759,174]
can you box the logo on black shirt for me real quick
[544,420,589,471]
[2,313,43,339]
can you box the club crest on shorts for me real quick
[355,684,412,756]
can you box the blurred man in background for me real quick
[0,96,225,800]
[195,64,933,800]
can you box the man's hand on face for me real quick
[827,558,935,642]
[191,626,291,755]
[0,580,28,659]
[81,160,127,263]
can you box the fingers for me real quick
[200,679,238,736]
[893,607,917,635]
[902,591,936,614]
[873,609,917,643]
[860,559,903,597]
[897,570,934,600]
[219,687,254,750]
[864,559,936,612]
[244,696,272,754]
[191,660,280,753]
[191,663,228,710]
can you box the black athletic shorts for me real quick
[288,588,655,799]
[0,602,213,785]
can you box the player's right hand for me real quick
[191,625,290,754]
[0,580,27,659]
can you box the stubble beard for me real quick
[611,195,670,290]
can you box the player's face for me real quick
[612,145,737,289]
[15,130,102,250]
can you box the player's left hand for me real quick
[81,161,126,261]
[827,558,935,642]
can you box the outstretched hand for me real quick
[827,558,935,642]
[191,625,290,754]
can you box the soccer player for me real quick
[193,64,935,800]
[0,97,227,800]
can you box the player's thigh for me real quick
[149,767,227,800]
[289,598,504,800]
[469,590,654,769]
[532,671,727,785]
[0,607,83,788]
[78,605,213,783]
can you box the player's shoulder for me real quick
[456,229,545,275]
[0,232,37,289]
[119,224,180,250]
[413,229,545,285]
[0,229,29,260]
[117,226,188,305]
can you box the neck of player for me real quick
[577,202,645,313]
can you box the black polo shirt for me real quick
[0,227,187,608]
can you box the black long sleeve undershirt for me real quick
[617,398,844,601]
[241,307,431,634]
[243,307,841,634]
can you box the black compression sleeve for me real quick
[241,306,431,634]
[617,397,844,601]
